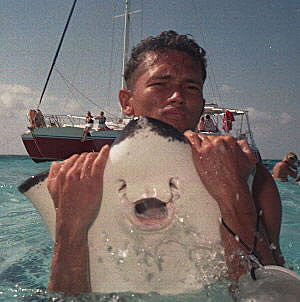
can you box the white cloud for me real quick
[0,84,37,110]
[279,112,295,124]
[220,84,234,93]
[246,107,273,121]
[246,107,295,126]
[0,84,81,154]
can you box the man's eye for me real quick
[150,82,166,86]
[187,85,201,90]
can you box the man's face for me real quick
[120,50,205,132]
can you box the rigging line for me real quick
[191,0,224,106]
[54,69,85,112]
[37,0,78,109]
[55,68,100,109]
[55,68,119,120]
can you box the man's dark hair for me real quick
[124,30,207,88]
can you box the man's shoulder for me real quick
[274,161,288,168]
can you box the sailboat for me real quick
[21,0,131,162]
[21,0,261,163]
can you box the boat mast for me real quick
[245,112,256,147]
[121,0,130,89]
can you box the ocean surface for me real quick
[0,155,299,301]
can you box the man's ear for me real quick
[119,89,134,116]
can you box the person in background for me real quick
[28,109,37,129]
[272,152,298,182]
[47,30,284,294]
[35,109,46,128]
[81,111,94,142]
[204,114,217,132]
[94,111,108,131]
[222,109,235,134]
[197,116,206,132]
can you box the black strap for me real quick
[221,209,264,280]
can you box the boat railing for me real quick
[40,114,86,128]
[31,113,129,131]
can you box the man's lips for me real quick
[163,108,186,119]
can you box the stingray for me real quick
[18,117,300,296]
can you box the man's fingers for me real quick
[91,145,110,178]
[48,161,63,180]
[50,154,81,179]
[184,130,204,151]
[80,152,99,179]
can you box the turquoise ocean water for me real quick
[0,155,299,301]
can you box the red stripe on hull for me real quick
[22,136,115,162]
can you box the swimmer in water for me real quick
[272,152,298,182]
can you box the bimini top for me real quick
[204,103,247,116]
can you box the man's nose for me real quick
[167,88,185,105]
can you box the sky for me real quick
[1,0,299,159]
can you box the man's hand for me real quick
[47,146,110,294]
[47,146,110,235]
[184,131,257,216]
[183,131,276,280]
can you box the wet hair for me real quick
[124,30,207,88]
[284,152,298,161]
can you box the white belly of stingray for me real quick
[88,119,224,294]
[20,117,225,295]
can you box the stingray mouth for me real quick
[130,198,175,231]
[135,198,167,219]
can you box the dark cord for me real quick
[221,210,264,280]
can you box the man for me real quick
[47,31,284,294]
[204,114,217,132]
[272,152,298,182]
[94,111,108,130]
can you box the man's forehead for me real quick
[142,50,199,67]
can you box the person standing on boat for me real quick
[204,114,217,132]
[81,111,94,141]
[272,152,298,182]
[94,111,108,131]
[222,109,235,134]
[47,30,284,294]
[197,116,206,132]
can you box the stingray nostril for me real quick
[118,179,127,193]
[169,177,179,190]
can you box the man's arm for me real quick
[252,162,285,265]
[184,131,276,280]
[288,165,298,179]
[47,147,110,294]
